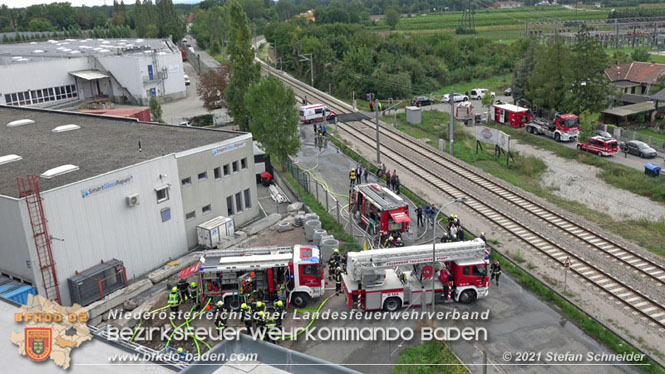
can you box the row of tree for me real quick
[0,25,132,44]
[196,0,300,166]
[512,25,614,115]
[264,19,522,100]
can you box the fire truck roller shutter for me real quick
[421,265,434,279]
[389,212,411,223]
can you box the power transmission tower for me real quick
[457,0,476,34]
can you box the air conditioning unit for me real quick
[126,194,140,207]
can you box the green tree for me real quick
[577,111,594,143]
[631,48,650,62]
[609,50,630,65]
[157,0,184,42]
[482,92,495,121]
[149,96,163,122]
[513,40,536,106]
[226,0,260,131]
[527,40,574,112]
[384,7,399,30]
[245,76,300,166]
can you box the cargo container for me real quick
[197,216,235,249]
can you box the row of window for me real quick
[4,84,77,106]
[181,158,249,186]
[185,188,251,221]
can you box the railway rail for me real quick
[260,62,665,331]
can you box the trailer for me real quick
[196,245,325,309]
[525,113,580,142]
[350,183,410,240]
[491,103,531,128]
[196,216,235,249]
[341,239,489,311]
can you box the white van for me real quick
[470,88,495,100]
[299,104,336,124]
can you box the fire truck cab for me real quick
[341,239,489,311]
[197,245,325,309]
[526,113,580,142]
[350,183,410,240]
[577,135,619,157]
[299,104,336,124]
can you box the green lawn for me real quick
[394,341,467,374]
[635,128,665,143]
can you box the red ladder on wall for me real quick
[17,175,61,304]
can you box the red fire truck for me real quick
[193,245,325,309]
[350,183,410,240]
[577,135,619,157]
[341,239,489,311]
[491,103,531,128]
[525,113,580,142]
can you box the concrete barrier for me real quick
[245,213,281,236]
[148,255,200,284]
[305,220,321,241]
[87,279,153,321]
[313,229,327,245]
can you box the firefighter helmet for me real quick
[333,248,339,253]
[178,347,183,353]
[171,287,178,292]
[336,267,341,271]
[258,311,264,317]
[256,301,263,308]
[275,300,283,307]
[216,301,224,308]
[241,303,248,309]
[191,282,197,287]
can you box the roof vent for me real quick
[41,164,79,179]
[0,154,22,166]
[7,119,35,127]
[52,124,81,133]
[33,49,45,53]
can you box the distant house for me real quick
[488,1,523,9]
[535,0,557,5]
[605,62,665,96]
[295,9,316,22]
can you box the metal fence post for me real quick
[336,200,340,223]
[316,181,319,203]
[326,190,329,212]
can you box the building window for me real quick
[214,167,222,180]
[223,164,230,176]
[202,204,212,215]
[161,208,171,222]
[235,192,243,212]
[185,211,196,220]
[241,158,248,169]
[226,196,234,216]
[244,188,252,209]
[4,84,77,106]
[232,161,239,173]
[198,171,207,181]
[181,177,192,186]
[156,187,169,203]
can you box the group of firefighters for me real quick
[327,248,346,296]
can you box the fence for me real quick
[608,125,665,155]
[284,157,379,250]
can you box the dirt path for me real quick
[509,139,665,222]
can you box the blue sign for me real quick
[81,175,133,198]
[148,65,154,80]
[150,88,156,97]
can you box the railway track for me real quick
[260,62,665,331]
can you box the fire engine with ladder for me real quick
[192,245,325,309]
[341,238,489,311]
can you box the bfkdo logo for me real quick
[25,328,52,362]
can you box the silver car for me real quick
[622,140,658,158]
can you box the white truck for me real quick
[525,113,580,142]
[299,104,336,124]
[341,239,489,311]
[196,245,325,309]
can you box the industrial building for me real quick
[0,106,259,306]
[0,38,185,107]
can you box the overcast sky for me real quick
[0,0,197,7]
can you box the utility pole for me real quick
[375,109,381,164]
[449,89,455,156]
[299,53,314,87]
[272,42,277,69]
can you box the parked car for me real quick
[411,96,434,107]
[184,74,191,86]
[441,93,469,103]
[470,88,495,100]
[179,120,192,127]
[504,87,512,96]
[592,129,614,139]
[621,140,658,158]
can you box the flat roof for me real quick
[354,183,407,210]
[494,103,528,112]
[0,38,178,64]
[0,106,245,198]
[601,101,656,117]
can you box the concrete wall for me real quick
[176,133,260,249]
[0,196,35,282]
[36,155,188,305]
[0,58,88,105]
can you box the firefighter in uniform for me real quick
[491,260,502,286]
[190,282,201,309]
[349,168,357,186]
[168,287,180,313]
[256,311,266,337]
[335,267,342,296]
[264,314,277,343]
[274,300,285,328]
[241,303,253,333]
[177,279,190,302]
[328,253,338,280]
[214,300,226,332]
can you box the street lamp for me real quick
[432,197,468,314]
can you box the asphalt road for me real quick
[289,124,637,374]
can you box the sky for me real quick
[0,0,199,7]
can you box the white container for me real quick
[197,216,235,248]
